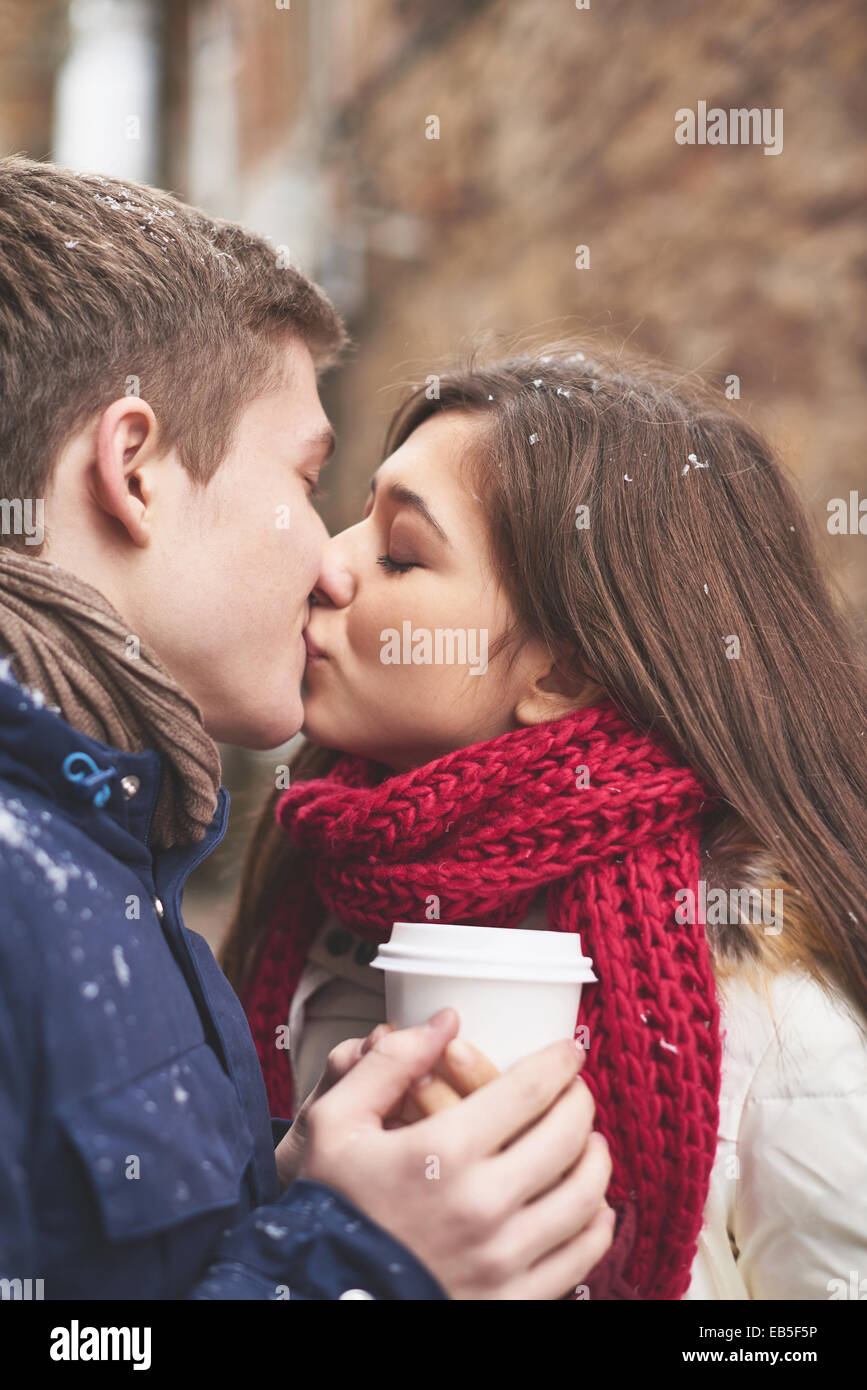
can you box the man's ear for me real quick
[91,397,161,548]
[513,657,606,727]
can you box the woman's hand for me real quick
[274,1024,501,1190]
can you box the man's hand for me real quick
[275,1021,493,1189]
[292,1009,615,1300]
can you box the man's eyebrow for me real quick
[301,425,337,463]
[368,475,450,544]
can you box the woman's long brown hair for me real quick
[221,344,867,1024]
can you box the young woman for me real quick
[220,347,867,1300]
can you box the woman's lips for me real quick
[304,630,327,662]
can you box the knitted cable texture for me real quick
[242,698,723,1299]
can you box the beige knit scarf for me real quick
[0,549,221,850]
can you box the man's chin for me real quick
[209,696,304,751]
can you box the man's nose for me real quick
[310,534,356,609]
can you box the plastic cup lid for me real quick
[370,921,597,983]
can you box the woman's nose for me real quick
[310,534,356,609]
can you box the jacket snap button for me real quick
[153,897,165,921]
[338,1289,374,1299]
[120,775,140,799]
[354,941,378,966]
[325,928,353,956]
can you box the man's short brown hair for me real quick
[0,156,347,549]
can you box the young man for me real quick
[0,157,620,1301]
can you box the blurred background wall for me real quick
[1,0,864,949]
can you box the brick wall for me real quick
[0,0,67,158]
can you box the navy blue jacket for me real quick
[0,665,446,1300]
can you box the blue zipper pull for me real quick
[61,751,117,808]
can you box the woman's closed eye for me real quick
[377,553,417,575]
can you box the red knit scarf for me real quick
[242,699,723,1299]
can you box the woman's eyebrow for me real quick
[368,475,450,545]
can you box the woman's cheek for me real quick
[352,590,417,668]
[346,604,384,669]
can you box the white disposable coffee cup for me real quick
[370,922,597,1072]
